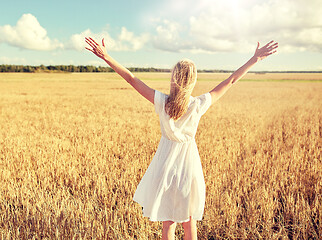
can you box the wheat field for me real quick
[0,72,321,239]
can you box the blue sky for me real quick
[0,0,321,71]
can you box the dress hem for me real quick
[143,215,202,223]
[133,198,203,223]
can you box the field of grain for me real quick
[0,72,321,239]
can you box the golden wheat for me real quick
[0,73,321,239]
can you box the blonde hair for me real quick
[165,59,197,121]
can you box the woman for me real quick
[85,37,278,240]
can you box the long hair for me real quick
[165,59,197,121]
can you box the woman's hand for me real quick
[253,40,278,61]
[85,37,108,60]
[209,40,278,104]
[85,37,155,103]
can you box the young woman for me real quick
[85,37,278,240]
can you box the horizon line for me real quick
[0,64,321,73]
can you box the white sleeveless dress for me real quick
[133,90,212,223]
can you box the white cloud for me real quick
[69,27,150,52]
[0,14,63,51]
[118,27,150,51]
[152,20,186,52]
[152,0,322,53]
[0,56,27,65]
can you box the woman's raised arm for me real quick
[85,37,155,104]
[209,40,278,104]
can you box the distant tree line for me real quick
[0,64,321,73]
[0,64,172,73]
[0,64,246,73]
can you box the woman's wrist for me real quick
[102,54,110,62]
[250,55,260,64]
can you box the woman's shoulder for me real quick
[154,90,169,114]
[191,92,211,103]
[155,90,168,97]
[155,90,169,103]
[190,92,212,114]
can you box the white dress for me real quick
[133,90,212,223]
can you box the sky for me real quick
[0,0,321,71]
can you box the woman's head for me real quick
[166,59,197,121]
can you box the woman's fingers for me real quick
[263,40,274,48]
[85,47,94,53]
[85,38,97,48]
[88,37,99,46]
[254,40,278,60]
[264,50,277,57]
[267,43,278,53]
[85,36,108,59]
[85,37,106,55]
[85,39,99,54]
[85,38,96,49]
[262,41,278,53]
[269,42,278,48]
[267,44,278,52]
[85,37,101,50]
[262,41,277,51]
